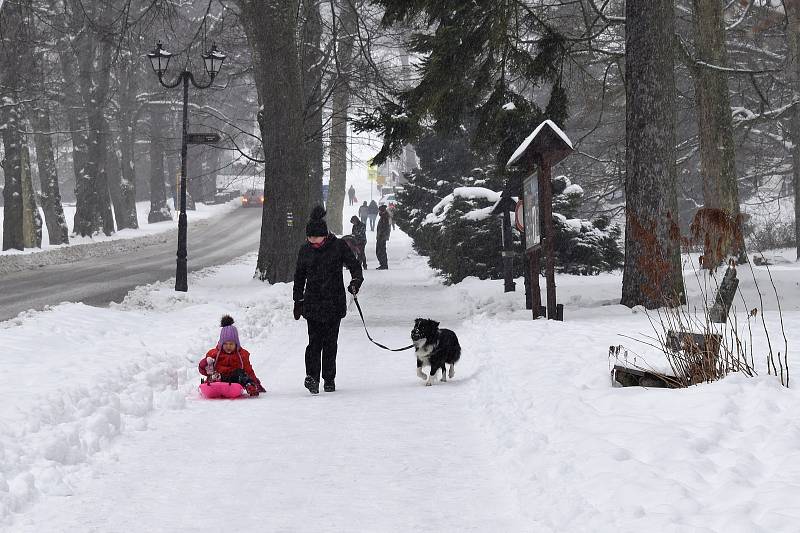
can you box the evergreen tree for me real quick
[356,0,568,171]
[396,133,623,283]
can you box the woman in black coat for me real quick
[293,206,363,394]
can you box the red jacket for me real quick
[199,347,263,389]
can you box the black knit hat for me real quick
[306,205,329,237]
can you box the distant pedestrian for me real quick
[387,203,396,230]
[350,215,368,269]
[358,201,369,225]
[376,204,391,270]
[348,185,356,206]
[367,199,379,231]
[293,206,363,394]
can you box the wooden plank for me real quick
[709,266,738,323]
[612,365,674,388]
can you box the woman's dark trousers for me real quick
[305,319,342,382]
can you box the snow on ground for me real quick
[0,199,237,256]
[0,200,238,275]
[2,184,800,531]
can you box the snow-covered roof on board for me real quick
[506,120,573,167]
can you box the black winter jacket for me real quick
[351,220,367,247]
[377,211,391,241]
[293,235,364,322]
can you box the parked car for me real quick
[379,193,396,208]
[241,189,264,208]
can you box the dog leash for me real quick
[352,295,415,352]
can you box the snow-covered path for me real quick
[10,230,519,532]
[6,184,800,531]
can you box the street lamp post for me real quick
[147,42,226,292]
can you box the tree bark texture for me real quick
[691,0,745,266]
[114,61,140,230]
[0,1,25,251]
[301,0,324,211]
[787,1,800,261]
[621,0,685,309]
[76,38,115,236]
[148,103,172,223]
[57,46,95,236]
[238,0,312,283]
[20,146,43,248]
[70,0,115,236]
[328,0,357,235]
[31,101,69,245]
[106,130,126,229]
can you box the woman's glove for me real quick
[293,301,303,320]
[347,281,359,295]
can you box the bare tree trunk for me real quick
[621,0,685,309]
[204,143,221,198]
[237,0,311,283]
[328,0,357,235]
[114,63,140,230]
[20,145,42,248]
[302,0,324,210]
[68,0,115,236]
[57,47,96,236]
[148,103,172,223]
[31,102,69,244]
[76,45,115,236]
[0,2,25,250]
[167,145,180,210]
[105,132,127,228]
[787,1,800,261]
[1,102,24,251]
[691,0,745,266]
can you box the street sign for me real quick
[186,132,221,144]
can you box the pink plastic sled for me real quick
[200,382,244,399]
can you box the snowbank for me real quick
[0,257,293,524]
[0,200,238,274]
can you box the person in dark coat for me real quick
[367,199,379,231]
[293,206,363,394]
[348,185,356,206]
[350,215,368,269]
[376,204,391,270]
[358,201,369,225]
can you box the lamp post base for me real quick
[175,211,188,292]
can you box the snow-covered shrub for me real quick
[552,213,624,275]
[396,132,623,282]
[744,219,796,252]
[551,175,583,219]
[397,164,520,284]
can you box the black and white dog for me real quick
[411,318,461,386]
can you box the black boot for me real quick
[304,376,319,394]
[324,380,335,392]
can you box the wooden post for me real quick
[529,248,543,318]
[506,120,573,321]
[538,155,557,320]
[521,194,533,310]
[501,208,516,292]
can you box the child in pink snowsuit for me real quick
[199,315,265,396]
